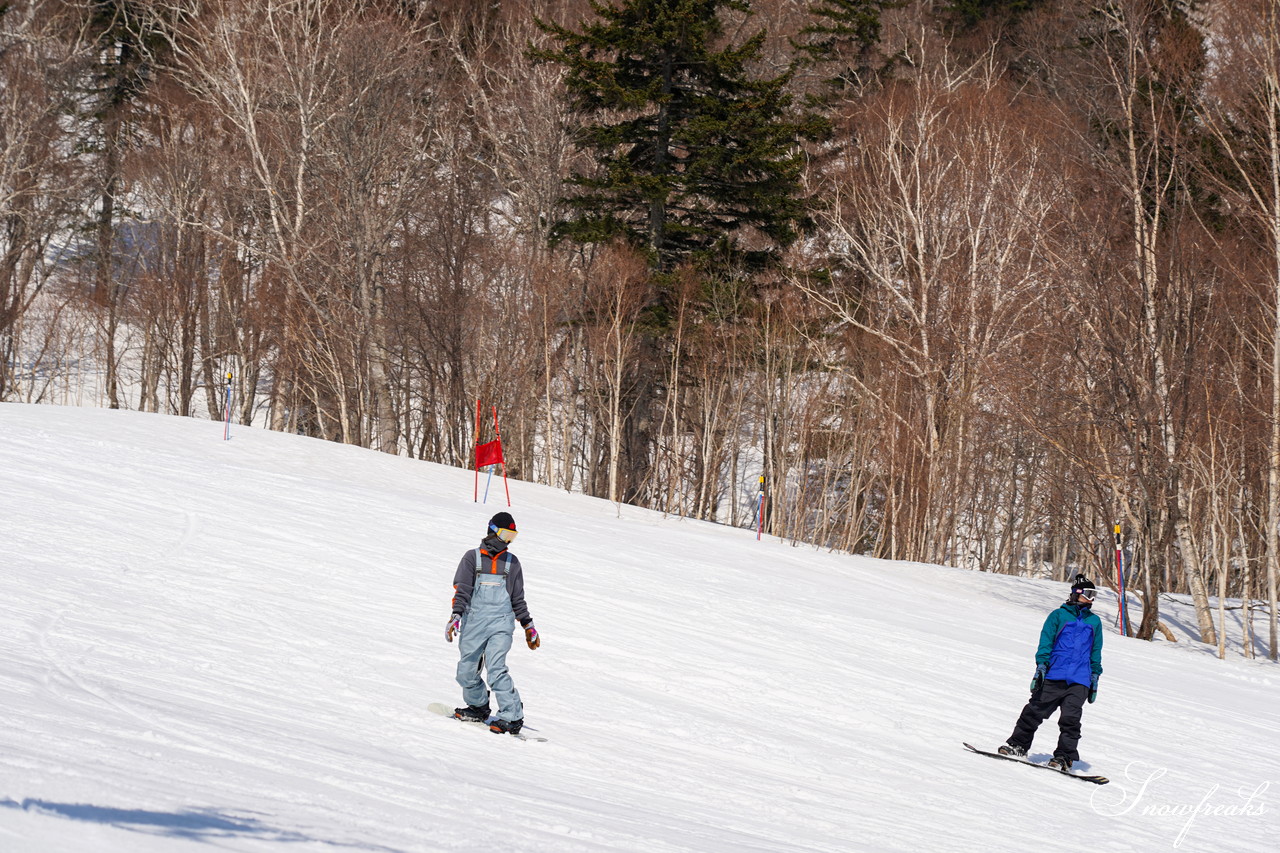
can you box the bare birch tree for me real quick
[803,54,1061,563]
[1197,0,1280,658]
[0,2,86,401]
[1082,0,1218,643]
[160,0,440,448]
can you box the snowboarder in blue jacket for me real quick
[445,512,540,735]
[999,574,1104,770]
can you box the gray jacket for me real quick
[450,535,533,628]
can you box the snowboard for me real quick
[428,703,548,742]
[962,742,1108,785]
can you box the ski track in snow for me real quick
[1,404,1278,852]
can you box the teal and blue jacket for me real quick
[1037,603,1104,687]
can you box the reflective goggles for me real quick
[490,525,518,543]
[1075,588,1097,601]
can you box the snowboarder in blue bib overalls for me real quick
[999,575,1104,770]
[445,512,539,735]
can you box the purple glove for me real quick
[446,614,461,643]
[525,625,540,650]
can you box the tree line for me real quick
[2,0,1277,659]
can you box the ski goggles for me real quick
[490,525,518,543]
[1075,588,1097,601]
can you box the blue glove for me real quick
[1030,664,1047,693]
[1089,673,1099,703]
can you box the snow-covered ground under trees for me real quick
[1,403,1277,853]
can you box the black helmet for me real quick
[487,512,517,543]
[1069,574,1097,605]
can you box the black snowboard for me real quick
[963,742,1108,784]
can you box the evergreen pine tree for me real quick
[533,0,826,279]
[533,0,827,504]
[793,0,897,94]
[75,1,167,408]
[939,0,1046,30]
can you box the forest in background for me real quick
[2,0,1278,659]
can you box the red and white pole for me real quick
[223,372,233,440]
[1114,523,1131,636]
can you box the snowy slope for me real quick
[0,403,1276,853]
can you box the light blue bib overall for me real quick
[456,548,523,722]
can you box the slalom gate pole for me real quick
[473,399,482,503]
[483,466,493,504]
[223,371,233,440]
[492,405,510,507]
[1114,523,1130,636]
[756,475,765,540]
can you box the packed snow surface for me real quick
[1,404,1277,852]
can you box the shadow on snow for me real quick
[0,798,407,851]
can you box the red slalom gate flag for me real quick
[475,439,504,468]
[473,399,511,506]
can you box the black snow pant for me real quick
[1007,680,1089,762]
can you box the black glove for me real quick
[1030,663,1047,693]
